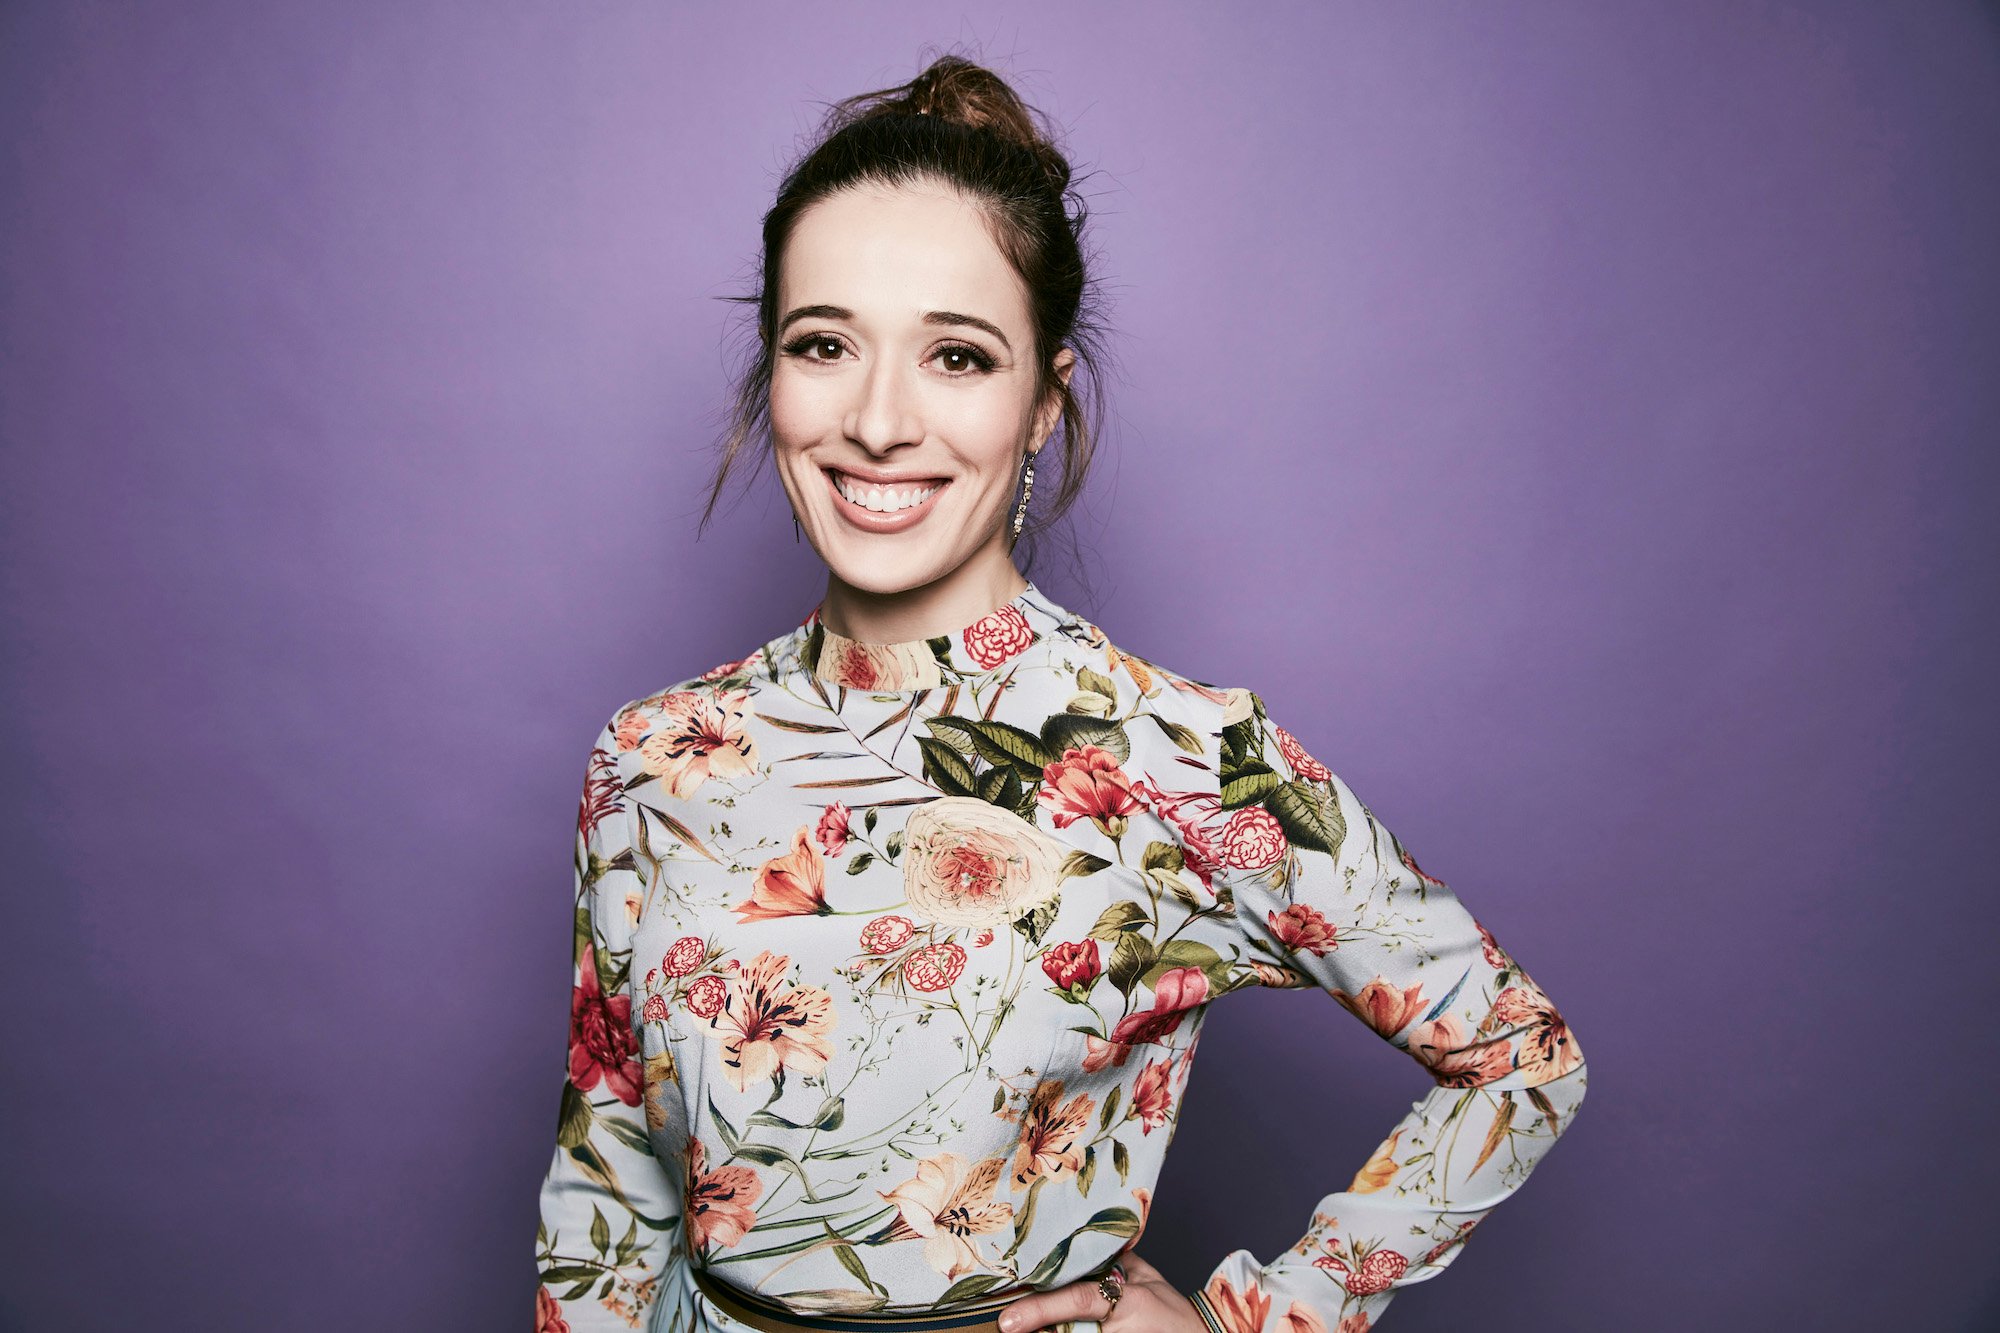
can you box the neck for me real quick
[815,555,1030,646]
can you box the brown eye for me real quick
[810,337,842,361]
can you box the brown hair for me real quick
[696,50,1112,568]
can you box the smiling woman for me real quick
[534,49,1586,1333]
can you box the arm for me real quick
[533,716,682,1329]
[1194,690,1588,1333]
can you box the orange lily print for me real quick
[703,950,836,1092]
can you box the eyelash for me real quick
[779,332,998,377]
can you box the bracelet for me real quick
[1188,1288,1227,1333]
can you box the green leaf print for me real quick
[917,736,978,797]
[557,1081,594,1149]
[1220,762,1281,810]
[1041,714,1129,764]
[1107,932,1155,994]
[1267,779,1345,854]
[964,718,1055,775]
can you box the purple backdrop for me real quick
[3,3,1996,1329]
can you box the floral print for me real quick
[535,581,1587,1330]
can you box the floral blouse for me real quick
[535,581,1587,1333]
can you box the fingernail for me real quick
[998,1314,1018,1332]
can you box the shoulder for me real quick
[591,626,795,759]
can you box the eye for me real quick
[932,341,997,376]
[780,332,848,364]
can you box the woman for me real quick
[536,54,1586,1333]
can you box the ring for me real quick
[1095,1261,1126,1313]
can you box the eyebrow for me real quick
[776,304,1013,353]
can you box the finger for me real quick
[997,1279,1111,1333]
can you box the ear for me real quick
[1030,347,1078,453]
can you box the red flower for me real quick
[1221,806,1286,869]
[1111,966,1209,1044]
[1315,1245,1408,1296]
[963,602,1034,668]
[859,914,914,954]
[568,944,642,1106]
[1273,724,1330,782]
[1267,903,1338,956]
[663,935,706,977]
[577,748,623,840]
[1475,919,1509,969]
[1038,746,1142,832]
[641,993,669,1023]
[1041,940,1101,991]
[534,1286,572,1333]
[684,974,727,1019]
[903,941,967,993]
[815,802,851,857]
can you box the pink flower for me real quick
[1040,939,1101,991]
[1267,902,1338,955]
[1200,1275,1271,1333]
[1132,1057,1174,1133]
[683,1135,762,1251]
[1406,1015,1513,1088]
[641,993,669,1024]
[815,803,851,857]
[1273,725,1330,782]
[704,951,837,1093]
[1398,844,1444,888]
[1332,977,1429,1038]
[859,914,914,954]
[903,941,967,993]
[1080,1034,1135,1072]
[568,944,642,1107]
[535,1286,572,1333]
[1475,919,1509,969]
[1038,746,1142,834]
[1316,1244,1407,1296]
[1130,777,1227,890]
[1221,806,1287,869]
[662,935,706,977]
[732,827,830,923]
[973,928,994,947]
[635,689,758,798]
[1491,979,1583,1083]
[684,974,726,1019]
[1280,1303,1328,1333]
[1111,966,1209,1045]
[698,654,754,681]
[963,602,1035,668]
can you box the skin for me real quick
[769,176,1074,645]
[769,177,1205,1333]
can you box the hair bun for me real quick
[841,54,1071,194]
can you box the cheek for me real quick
[767,369,827,448]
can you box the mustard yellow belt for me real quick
[688,1264,1020,1333]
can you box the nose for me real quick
[843,355,923,454]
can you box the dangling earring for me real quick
[1011,452,1036,538]
[793,513,801,543]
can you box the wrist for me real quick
[1188,1287,1227,1333]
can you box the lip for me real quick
[823,467,949,534]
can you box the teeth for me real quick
[835,474,940,513]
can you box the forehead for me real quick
[779,179,1030,328]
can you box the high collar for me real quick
[785,580,1078,691]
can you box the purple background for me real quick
[3,3,1995,1329]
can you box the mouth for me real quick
[822,467,950,533]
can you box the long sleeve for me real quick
[533,717,682,1330]
[1193,691,1588,1333]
